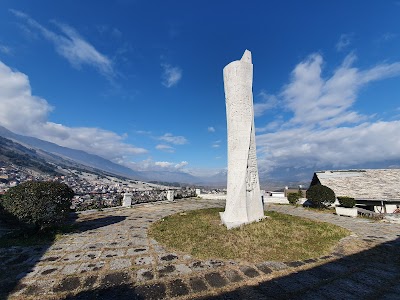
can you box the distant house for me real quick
[310,169,400,213]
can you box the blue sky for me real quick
[1,1,400,180]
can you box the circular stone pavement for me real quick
[1,198,400,299]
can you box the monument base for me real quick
[219,212,266,229]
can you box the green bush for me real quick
[1,181,74,230]
[337,196,356,208]
[287,193,300,205]
[306,185,336,208]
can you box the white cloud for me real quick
[282,53,400,128]
[207,126,215,132]
[212,140,221,148]
[159,133,188,145]
[336,33,352,52]
[10,9,114,78]
[175,161,188,169]
[133,159,189,171]
[256,53,400,175]
[254,90,278,117]
[0,60,146,161]
[155,161,173,168]
[161,63,182,87]
[155,144,175,153]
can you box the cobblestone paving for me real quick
[1,199,399,299]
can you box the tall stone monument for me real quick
[220,50,265,229]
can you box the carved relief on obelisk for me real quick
[220,50,264,229]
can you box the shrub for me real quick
[1,181,74,230]
[337,196,356,208]
[287,192,300,205]
[306,185,336,208]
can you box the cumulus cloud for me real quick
[0,60,146,161]
[10,9,114,78]
[207,126,215,132]
[131,159,189,172]
[159,133,188,145]
[256,53,400,175]
[282,53,400,128]
[155,144,175,153]
[254,90,278,117]
[161,63,182,87]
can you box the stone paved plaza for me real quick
[1,198,400,299]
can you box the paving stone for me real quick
[137,268,154,281]
[289,271,321,288]
[126,247,149,256]
[159,264,179,278]
[101,271,131,287]
[189,277,208,293]
[82,275,98,289]
[260,261,288,271]
[62,252,84,263]
[285,261,305,267]
[364,267,399,280]
[316,283,360,300]
[239,266,260,278]
[190,260,210,271]
[333,278,374,297]
[204,272,228,288]
[53,276,81,292]
[274,275,305,293]
[224,269,243,282]
[135,256,153,265]
[82,250,102,261]
[307,267,337,280]
[61,263,82,275]
[110,258,131,270]
[78,261,105,273]
[205,259,225,268]
[255,263,273,274]
[135,283,166,300]
[255,280,286,299]
[175,263,192,275]
[40,265,61,276]
[159,253,178,262]
[350,271,386,286]
[168,279,190,297]
[100,249,127,259]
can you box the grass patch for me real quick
[0,224,77,248]
[149,208,350,262]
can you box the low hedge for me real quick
[337,196,356,208]
[1,181,74,230]
[287,192,300,205]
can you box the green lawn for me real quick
[149,208,350,262]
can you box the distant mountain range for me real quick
[0,125,224,186]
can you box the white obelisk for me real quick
[220,50,264,229]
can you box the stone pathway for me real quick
[1,199,399,299]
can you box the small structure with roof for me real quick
[309,169,400,213]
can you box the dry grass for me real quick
[149,208,350,263]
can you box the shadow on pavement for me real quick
[71,215,127,232]
[62,237,400,300]
[0,213,127,300]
